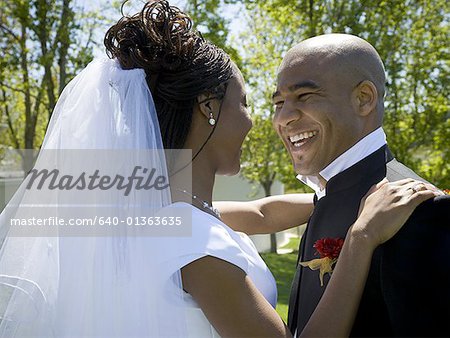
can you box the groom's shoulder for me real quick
[386,158,430,183]
[390,195,450,254]
[411,194,450,225]
[385,157,449,224]
[380,195,449,280]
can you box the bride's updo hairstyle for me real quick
[104,0,234,149]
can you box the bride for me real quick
[0,1,439,337]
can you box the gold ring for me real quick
[410,183,424,194]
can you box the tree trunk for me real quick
[19,20,34,151]
[308,0,316,37]
[58,0,72,96]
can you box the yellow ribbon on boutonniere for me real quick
[300,237,344,287]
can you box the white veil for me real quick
[0,58,189,337]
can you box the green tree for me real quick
[238,4,311,251]
[0,0,104,172]
[237,0,449,188]
[238,1,314,193]
[184,0,243,69]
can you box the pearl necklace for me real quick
[176,189,221,219]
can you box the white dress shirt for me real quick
[297,127,387,200]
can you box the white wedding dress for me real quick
[0,58,277,337]
[164,202,278,338]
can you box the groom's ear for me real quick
[196,92,221,121]
[352,80,378,117]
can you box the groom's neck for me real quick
[318,174,327,191]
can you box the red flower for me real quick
[313,237,344,259]
[443,189,450,195]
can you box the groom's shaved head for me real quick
[273,34,387,175]
[281,34,386,118]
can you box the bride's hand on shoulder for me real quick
[352,178,443,249]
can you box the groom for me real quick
[272,34,450,337]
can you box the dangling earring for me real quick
[208,112,216,126]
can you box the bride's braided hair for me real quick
[104,0,234,149]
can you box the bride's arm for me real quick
[183,179,439,337]
[213,193,314,234]
[300,179,440,337]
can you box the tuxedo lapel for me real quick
[325,146,393,195]
[287,194,317,329]
[289,145,450,337]
[288,145,392,334]
[287,194,317,328]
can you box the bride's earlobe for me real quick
[197,93,219,125]
[203,102,216,126]
[208,112,216,126]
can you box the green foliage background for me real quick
[236,0,449,192]
[1,0,448,189]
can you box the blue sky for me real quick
[75,0,246,57]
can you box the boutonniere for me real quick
[443,189,449,195]
[299,237,344,286]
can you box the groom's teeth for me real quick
[289,131,318,144]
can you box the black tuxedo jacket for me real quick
[288,145,450,337]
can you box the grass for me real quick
[260,237,300,322]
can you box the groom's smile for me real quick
[286,129,320,160]
[289,130,318,148]
[277,119,324,175]
[272,49,365,177]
